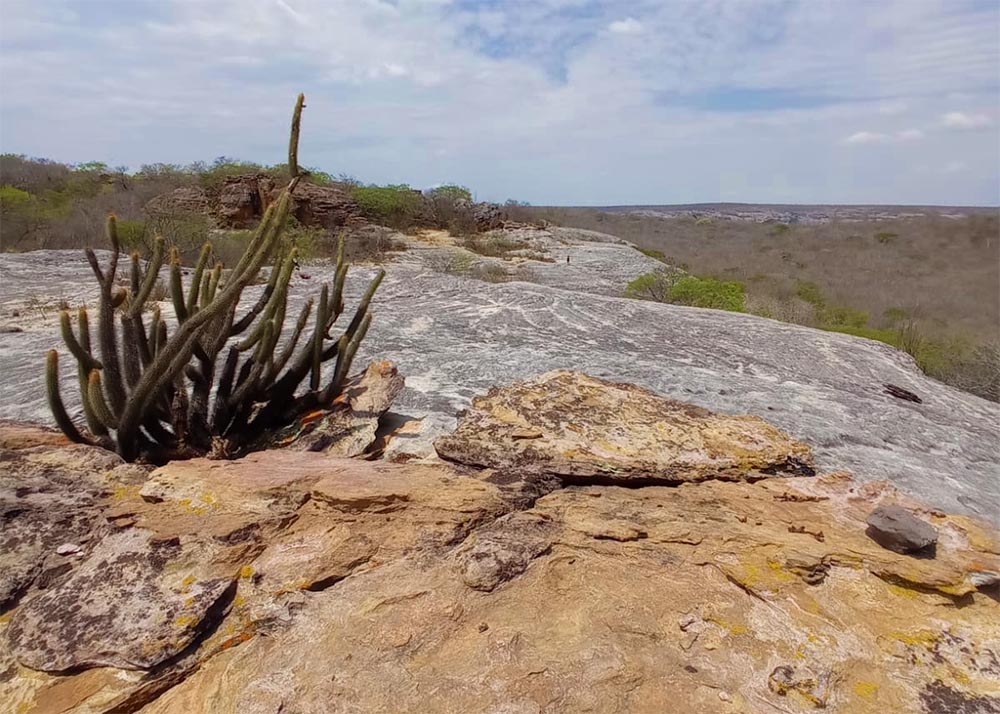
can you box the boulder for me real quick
[472,201,507,231]
[281,181,364,229]
[260,360,405,456]
[866,504,939,554]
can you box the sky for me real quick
[1,0,998,206]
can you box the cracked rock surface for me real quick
[2,368,999,713]
[1,226,997,518]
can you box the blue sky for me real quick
[1,0,998,205]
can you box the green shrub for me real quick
[795,280,825,308]
[875,231,898,244]
[471,263,511,283]
[821,325,898,344]
[427,184,472,202]
[638,247,668,263]
[285,223,325,263]
[820,305,869,329]
[146,210,212,259]
[117,219,148,252]
[0,185,33,207]
[882,306,910,326]
[667,276,746,312]
[461,234,529,258]
[624,270,680,302]
[769,223,791,236]
[350,184,423,229]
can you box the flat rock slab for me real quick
[2,419,1000,713]
[2,240,999,518]
[141,472,1000,714]
[435,370,813,484]
[7,528,237,672]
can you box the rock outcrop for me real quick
[283,181,364,229]
[217,175,276,228]
[143,187,211,220]
[143,177,364,230]
[2,372,999,713]
[1,227,998,520]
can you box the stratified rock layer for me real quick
[435,370,813,484]
[2,369,998,713]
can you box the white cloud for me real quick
[381,63,410,78]
[0,0,997,205]
[945,160,967,173]
[942,111,993,130]
[607,18,642,34]
[275,0,307,25]
[843,131,889,145]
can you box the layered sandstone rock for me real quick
[2,372,997,713]
[143,177,364,230]
[434,370,813,484]
[217,175,276,228]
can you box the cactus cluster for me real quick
[46,94,385,462]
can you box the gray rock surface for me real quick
[866,504,939,554]
[1,226,998,519]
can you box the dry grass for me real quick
[523,208,999,342]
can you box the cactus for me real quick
[46,94,385,463]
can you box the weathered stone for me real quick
[218,175,276,228]
[0,427,116,610]
[768,664,830,707]
[3,236,997,518]
[7,527,236,671]
[866,504,939,554]
[139,472,1000,714]
[143,186,211,219]
[435,370,813,484]
[283,181,364,228]
[453,511,554,591]
[2,408,1000,713]
[268,360,404,456]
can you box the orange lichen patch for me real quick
[300,409,327,428]
[240,565,255,579]
[219,631,254,651]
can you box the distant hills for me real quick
[589,203,998,224]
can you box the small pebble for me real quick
[56,543,81,556]
[718,691,732,702]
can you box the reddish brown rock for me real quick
[282,181,364,229]
[218,175,277,229]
